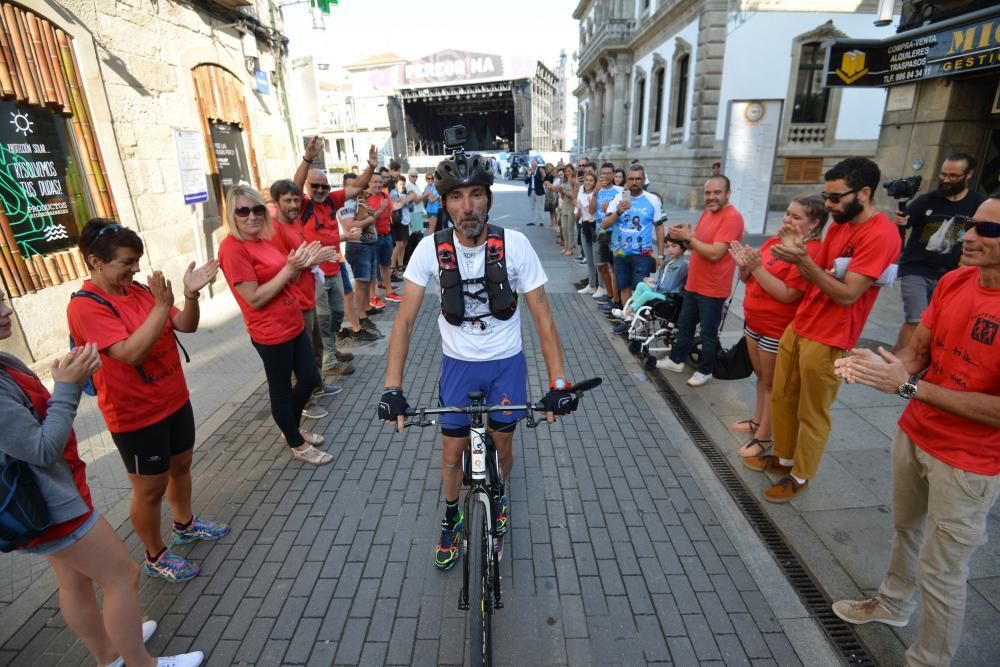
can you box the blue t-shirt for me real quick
[594,185,622,235]
[424,184,441,214]
[607,191,663,257]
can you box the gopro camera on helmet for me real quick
[883,175,922,213]
[443,125,467,157]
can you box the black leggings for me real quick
[252,332,321,447]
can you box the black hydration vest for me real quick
[434,224,517,329]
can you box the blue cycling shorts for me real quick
[439,352,527,435]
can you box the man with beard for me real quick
[659,175,743,386]
[743,158,901,502]
[377,151,577,571]
[894,154,984,351]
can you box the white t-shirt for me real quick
[577,189,596,222]
[405,181,425,215]
[404,228,547,362]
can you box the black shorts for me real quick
[597,234,613,264]
[111,401,195,475]
[393,220,409,243]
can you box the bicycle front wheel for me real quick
[467,496,493,667]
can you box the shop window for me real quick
[0,3,117,296]
[784,157,824,184]
[791,42,829,124]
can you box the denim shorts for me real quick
[375,234,394,268]
[614,254,655,292]
[339,261,353,295]
[346,242,378,282]
[20,510,100,556]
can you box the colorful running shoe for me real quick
[384,290,402,303]
[434,509,464,571]
[171,516,231,546]
[143,549,200,583]
[495,495,509,536]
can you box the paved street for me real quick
[0,184,843,666]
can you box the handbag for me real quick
[544,189,556,212]
[0,459,52,552]
[711,286,753,381]
[713,335,753,380]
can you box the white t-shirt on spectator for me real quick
[577,189,596,222]
[404,228,547,362]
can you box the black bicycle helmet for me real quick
[434,152,494,204]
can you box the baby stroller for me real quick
[618,294,683,365]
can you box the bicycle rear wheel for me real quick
[467,497,493,667]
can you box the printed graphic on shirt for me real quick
[609,192,661,257]
[972,314,999,346]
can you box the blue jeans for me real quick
[669,291,726,374]
[346,242,378,282]
[613,254,655,292]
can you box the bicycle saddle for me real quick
[466,391,485,402]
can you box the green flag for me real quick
[311,0,332,14]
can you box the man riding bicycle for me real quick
[378,147,578,570]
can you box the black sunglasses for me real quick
[309,182,331,191]
[96,223,123,238]
[234,204,268,218]
[957,216,1000,238]
[820,189,858,204]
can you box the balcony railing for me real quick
[579,18,635,72]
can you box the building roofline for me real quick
[572,0,594,20]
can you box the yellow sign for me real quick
[836,50,869,85]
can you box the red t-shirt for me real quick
[367,192,391,236]
[302,191,346,277]
[3,365,93,547]
[792,212,901,350]
[67,281,189,433]
[270,218,316,311]
[743,237,822,339]
[218,235,304,345]
[898,267,1000,475]
[685,205,745,299]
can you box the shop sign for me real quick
[209,121,250,193]
[401,50,503,86]
[826,11,1000,87]
[0,101,78,257]
[254,68,270,95]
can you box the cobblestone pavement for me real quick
[0,184,840,665]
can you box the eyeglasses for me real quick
[939,172,967,181]
[309,183,331,191]
[234,204,268,218]
[96,223,123,238]
[820,189,858,204]
[957,216,1000,238]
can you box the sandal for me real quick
[729,418,759,433]
[280,430,325,446]
[290,444,333,465]
[738,437,772,458]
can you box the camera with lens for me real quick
[443,125,467,158]
[883,175,922,212]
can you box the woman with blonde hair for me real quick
[217,185,333,465]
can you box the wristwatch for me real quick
[897,375,919,400]
[550,377,570,391]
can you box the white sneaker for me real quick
[656,358,686,373]
[106,620,158,667]
[611,307,625,319]
[577,284,595,294]
[592,287,607,299]
[156,652,204,667]
[687,371,713,387]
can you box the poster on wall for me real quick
[173,129,208,205]
[209,121,250,194]
[722,100,783,234]
[0,100,79,257]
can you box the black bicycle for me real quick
[402,377,602,666]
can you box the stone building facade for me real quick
[573,0,894,213]
[0,0,297,363]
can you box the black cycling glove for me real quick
[541,389,578,416]
[378,389,409,422]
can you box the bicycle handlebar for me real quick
[400,377,603,425]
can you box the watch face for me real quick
[898,382,917,399]
[554,379,567,390]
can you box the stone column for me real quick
[609,54,630,152]
[601,69,615,155]
[592,74,606,153]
